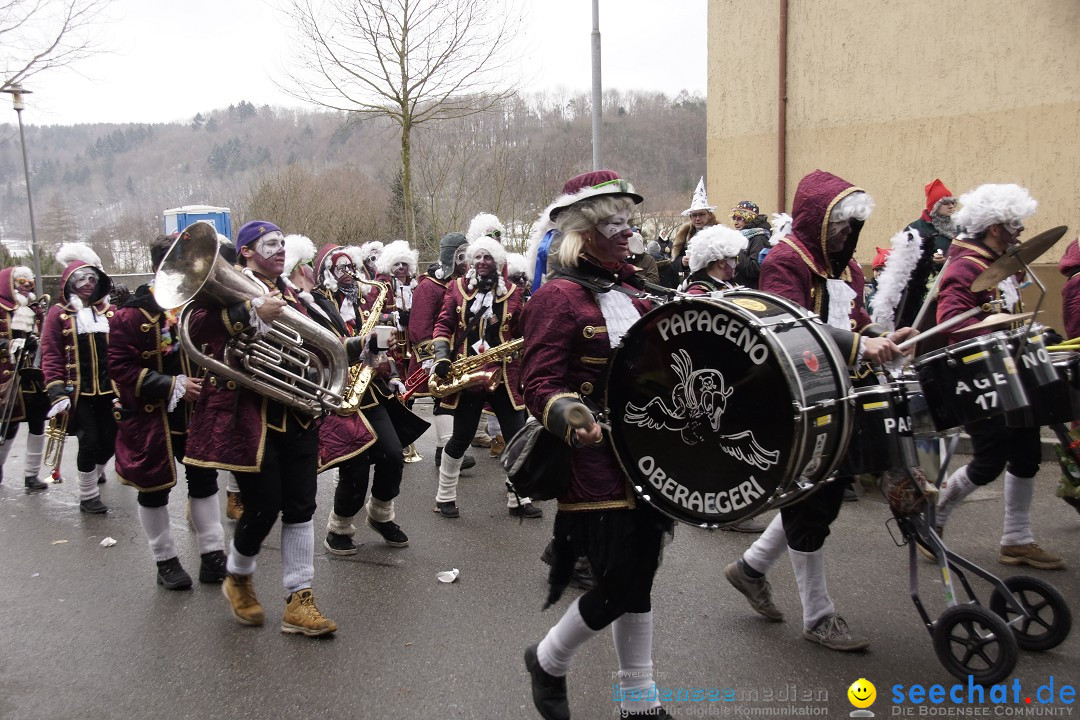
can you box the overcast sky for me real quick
[14,0,706,126]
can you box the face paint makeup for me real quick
[254,231,286,259]
[71,268,97,289]
[596,210,632,239]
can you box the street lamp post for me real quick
[1,83,43,291]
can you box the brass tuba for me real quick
[154,221,350,417]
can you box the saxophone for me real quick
[428,337,524,398]
[337,278,389,414]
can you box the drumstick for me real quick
[895,306,984,352]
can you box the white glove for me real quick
[389,378,407,395]
[421,359,434,372]
[47,397,71,418]
[8,338,24,362]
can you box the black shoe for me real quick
[98,473,107,485]
[156,557,193,590]
[199,550,228,583]
[843,485,859,502]
[323,532,358,556]
[569,559,596,591]
[368,517,409,547]
[79,496,108,514]
[524,644,569,720]
[461,454,477,470]
[509,502,543,519]
[620,708,673,718]
[24,475,48,491]
[434,501,460,519]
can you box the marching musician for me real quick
[357,240,383,282]
[682,225,748,295]
[406,232,478,472]
[519,170,673,720]
[431,234,540,519]
[723,170,915,652]
[308,242,423,556]
[42,244,116,514]
[109,236,227,590]
[506,252,532,300]
[0,266,51,490]
[933,183,1064,570]
[183,220,336,637]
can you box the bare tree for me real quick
[282,0,524,245]
[1,0,109,91]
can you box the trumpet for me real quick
[44,412,68,482]
[428,338,524,398]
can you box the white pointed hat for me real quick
[682,177,716,216]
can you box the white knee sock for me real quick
[137,505,176,562]
[367,496,395,523]
[188,493,225,554]
[76,469,99,500]
[436,453,463,503]
[742,513,788,573]
[281,521,315,594]
[326,511,357,536]
[0,438,13,475]
[790,548,835,631]
[225,472,240,494]
[612,611,661,713]
[433,414,454,448]
[95,462,107,481]
[506,488,533,508]
[537,597,598,676]
[1001,472,1035,546]
[936,465,977,528]
[226,539,257,576]
[24,432,45,479]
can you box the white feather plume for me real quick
[55,242,103,269]
[283,234,317,276]
[869,229,923,330]
[769,213,792,246]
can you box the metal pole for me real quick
[591,0,602,170]
[8,90,43,290]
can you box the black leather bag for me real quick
[500,418,572,501]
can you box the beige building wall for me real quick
[707,1,1080,327]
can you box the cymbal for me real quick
[961,312,1034,334]
[971,225,1068,292]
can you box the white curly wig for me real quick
[686,225,749,273]
[283,234,317,277]
[466,213,505,243]
[463,236,509,294]
[829,192,875,223]
[55,242,103,269]
[358,241,384,266]
[376,240,419,276]
[953,184,1037,236]
[506,252,531,280]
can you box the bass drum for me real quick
[606,291,853,529]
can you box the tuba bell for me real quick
[154,221,350,416]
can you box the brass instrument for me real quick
[336,279,389,414]
[44,411,68,481]
[153,221,351,417]
[428,337,524,398]
[0,339,29,444]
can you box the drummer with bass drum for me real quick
[933,183,1064,570]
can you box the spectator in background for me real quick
[730,201,773,289]
[864,246,890,309]
[671,177,718,281]
[626,231,659,286]
[650,239,680,289]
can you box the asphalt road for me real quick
[1,400,1078,720]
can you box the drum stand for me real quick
[884,432,1072,685]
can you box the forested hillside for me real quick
[0,90,705,272]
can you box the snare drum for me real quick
[913,334,1029,431]
[606,291,853,529]
[847,383,918,474]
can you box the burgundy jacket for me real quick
[432,276,524,410]
[759,169,882,365]
[0,268,45,421]
[108,285,189,490]
[183,274,315,473]
[406,275,448,384]
[519,259,651,509]
[1060,237,1080,339]
[41,261,114,410]
[937,235,1021,343]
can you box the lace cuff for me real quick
[248,296,273,336]
[168,375,188,412]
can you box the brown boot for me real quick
[489,434,506,457]
[226,491,243,521]
[281,588,338,636]
[222,573,264,626]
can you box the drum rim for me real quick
[604,290,854,529]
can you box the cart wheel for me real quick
[932,605,1018,685]
[989,575,1072,652]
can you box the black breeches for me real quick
[964,415,1041,485]
[74,395,116,472]
[445,390,524,459]
[778,476,847,553]
[333,403,404,517]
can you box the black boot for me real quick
[437,447,476,470]
[524,644,569,720]
[24,475,48,491]
[156,557,193,590]
[79,496,109,514]
[199,550,228,583]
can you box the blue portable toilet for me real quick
[163,205,232,240]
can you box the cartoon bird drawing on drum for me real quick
[624,349,780,471]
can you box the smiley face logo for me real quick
[848,678,876,709]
